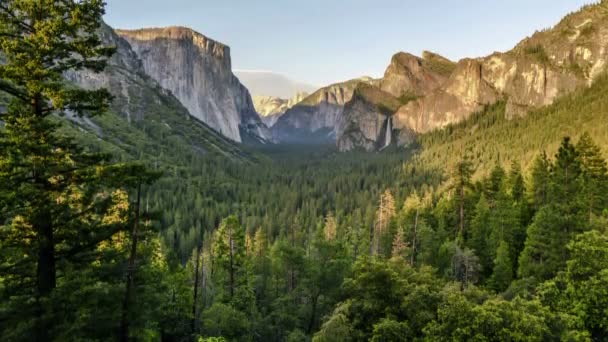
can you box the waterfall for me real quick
[383,116,392,149]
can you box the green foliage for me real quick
[352,83,403,116]
[425,295,567,341]
[396,91,418,106]
[523,44,550,64]
[201,303,251,341]
[199,337,228,342]
[370,319,411,342]
[422,51,457,77]
[489,241,513,292]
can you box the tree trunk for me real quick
[120,182,142,342]
[35,209,55,342]
[32,92,55,341]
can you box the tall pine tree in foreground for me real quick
[0,1,150,340]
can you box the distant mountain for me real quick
[271,77,378,143]
[253,92,309,127]
[234,70,318,99]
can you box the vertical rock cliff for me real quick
[63,23,245,157]
[116,27,270,143]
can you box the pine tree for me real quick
[373,189,396,256]
[508,162,529,261]
[518,205,564,280]
[488,185,520,270]
[391,228,410,262]
[485,162,506,206]
[401,192,424,265]
[345,209,368,261]
[0,1,125,339]
[450,154,475,243]
[117,167,161,342]
[508,162,526,203]
[212,215,251,310]
[550,137,581,207]
[529,152,551,211]
[489,241,512,292]
[576,132,608,221]
[469,194,492,279]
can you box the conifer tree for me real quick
[529,152,551,211]
[489,241,513,292]
[0,1,127,339]
[518,206,564,280]
[373,189,396,256]
[450,154,475,243]
[488,185,520,268]
[485,162,506,206]
[550,137,581,208]
[391,228,410,262]
[212,215,251,309]
[469,194,492,279]
[576,132,608,221]
[508,162,529,258]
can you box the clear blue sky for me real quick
[104,0,592,86]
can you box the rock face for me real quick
[116,27,270,143]
[64,23,244,156]
[253,92,308,127]
[336,52,453,151]
[379,52,449,97]
[271,77,376,143]
[335,1,608,151]
[336,84,414,151]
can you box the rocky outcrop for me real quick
[336,84,414,151]
[393,58,499,134]
[271,77,376,142]
[336,53,451,151]
[253,92,308,127]
[336,1,608,150]
[64,22,152,123]
[63,23,243,157]
[379,52,449,97]
[116,27,270,143]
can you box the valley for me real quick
[1,1,608,341]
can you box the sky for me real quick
[104,0,593,86]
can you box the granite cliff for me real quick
[63,23,245,157]
[116,27,270,143]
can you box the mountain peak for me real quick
[116,26,229,60]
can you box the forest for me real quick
[1,1,608,342]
